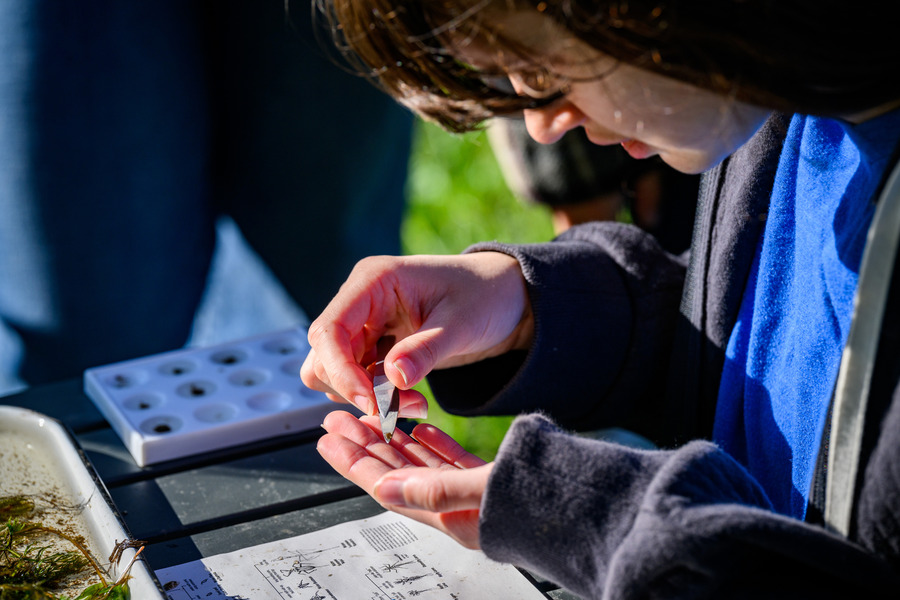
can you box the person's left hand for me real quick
[317,411,493,549]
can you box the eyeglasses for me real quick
[480,66,570,102]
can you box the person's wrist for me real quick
[457,250,534,356]
[511,296,535,351]
[491,252,534,352]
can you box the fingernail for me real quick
[400,404,428,420]
[375,478,407,507]
[353,395,374,415]
[392,358,413,387]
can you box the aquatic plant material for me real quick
[0,495,140,600]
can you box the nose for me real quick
[522,101,587,144]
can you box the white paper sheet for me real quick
[155,512,548,600]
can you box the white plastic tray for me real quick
[0,405,165,598]
[83,327,342,466]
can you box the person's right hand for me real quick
[300,252,532,416]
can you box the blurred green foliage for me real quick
[400,121,555,460]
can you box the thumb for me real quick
[373,464,493,512]
[384,300,506,388]
[382,324,458,389]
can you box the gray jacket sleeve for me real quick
[480,414,899,599]
[427,221,686,438]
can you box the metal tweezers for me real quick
[372,361,399,443]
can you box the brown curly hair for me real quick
[313,0,900,132]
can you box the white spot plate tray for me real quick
[83,327,340,466]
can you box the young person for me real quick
[300,1,900,596]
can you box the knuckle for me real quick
[420,479,450,512]
[353,254,391,277]
[416,338,440,370]
[446,446,469,465]
[307,322,327,345]
[299,364,315,388]
[312,360,328,383]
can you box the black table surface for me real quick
[2,379,580,599]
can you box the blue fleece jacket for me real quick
[714,111,900,518]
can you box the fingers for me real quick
[303,253,532,412]
[316,432,394,491]
[318,412,491,510]
[396,390,429,420]
[379,252,531,390]
[303,258,397,409]
[302,345,375,415]
[379,320,463,390]
[373,464,493,513]
[302,351,430,419]
[317,414,412,494]
[317,411,486,550]
[322,413,443,468]
[412,423,487,469]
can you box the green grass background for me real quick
[399,121,555,460]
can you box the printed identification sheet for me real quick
[155,511,548,600]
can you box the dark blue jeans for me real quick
[0,0,413,391]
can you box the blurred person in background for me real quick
[0,0,413,394]
[489,119,698,252]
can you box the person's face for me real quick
[462,10,772,174]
